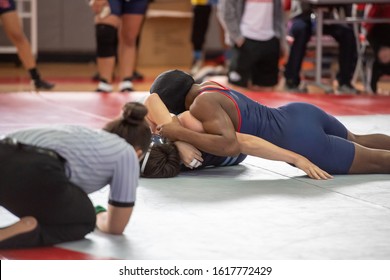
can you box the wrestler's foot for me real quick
[0,216,38,242]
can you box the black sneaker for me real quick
[131,70,144,81]
[34,79,55,90]
[284,80,307,93]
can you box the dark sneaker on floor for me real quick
[131,70,144,81]
[33,79,55,90]
[119,80,134,92]
[284,81,307,94]
[96,79,113,93]
[336,84,359,94]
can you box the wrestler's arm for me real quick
[144,93,173,133]
[157,94,240,157]
[145,94,203,167]
[96,205,133,235]
[237,133,333,180]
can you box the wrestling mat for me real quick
[0,91,389,260]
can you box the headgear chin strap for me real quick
[140,134,167,174]
[150,69,195,115]
[140,142,154,175]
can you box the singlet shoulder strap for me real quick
[199,80,230,94]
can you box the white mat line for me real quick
[34,92,112,122]
[297,178,390,211]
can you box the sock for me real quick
[193,50,202,61]
[122,76,133,82]
[28,68,41,81]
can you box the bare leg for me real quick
[98,57,116,83]
[1,11,36,69]
[1,11,53,90]
[348,143,390,174]
[118,14,144,80]
[348,131,390,150]
[95,15,120,83]
[0,216,38,242]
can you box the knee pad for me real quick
[95,24,118,58]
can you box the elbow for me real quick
[224,141,241,157]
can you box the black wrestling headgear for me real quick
[150,69,195,115]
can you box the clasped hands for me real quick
[156,116,182,141]
[157,117,203,169]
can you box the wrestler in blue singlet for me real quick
[199,84,355,174]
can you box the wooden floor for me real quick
[0,62,389,94]
[0,62,166,92]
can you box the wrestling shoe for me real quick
[96,79,113,93]
[33,79,55,90]
[119,79,134,92]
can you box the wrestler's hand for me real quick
[156,116,182,141]
[174,141,203,169]
[89,0,108,14]
[294,157,333,180]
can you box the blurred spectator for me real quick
[0,0,54,90]
[90,0,149,92]
[190,0,228,76]
[218,0,285,92]
[364,3,390,94]
[284,0,357,94]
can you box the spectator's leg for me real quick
[284,17,312,89]
[325,24,357,89]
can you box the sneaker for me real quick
[284,84,307,94]
[131,70,144,81]
[284,80,307,94]
[33,79,55,90]
[96,79,113,93]
[336,84,359,94]
[190,59,203,76]
[119,80,134,92]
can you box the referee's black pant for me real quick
[0,143,96,249]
